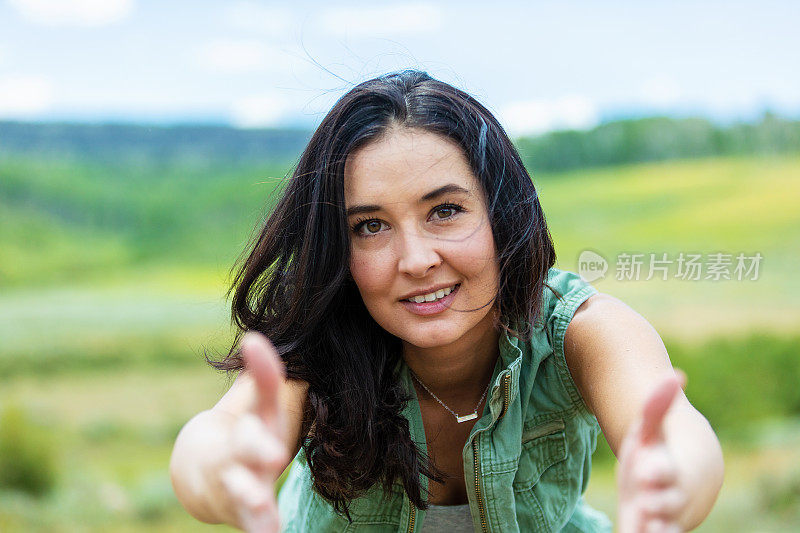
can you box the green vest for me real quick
[277,268,612,532]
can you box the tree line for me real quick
[1,113,798,171]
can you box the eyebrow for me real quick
[345,183,471,217]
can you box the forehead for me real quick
[343,127,480,204]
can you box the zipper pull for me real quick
[406,496,416,532]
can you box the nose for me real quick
[396,229,442,278]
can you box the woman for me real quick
[169,70,724,532]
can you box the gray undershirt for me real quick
[420,503,474,532]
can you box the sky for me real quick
[0,0,798,135]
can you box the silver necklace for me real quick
[409,369,492,423]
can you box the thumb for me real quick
[639,370,685,446]
[241,331,285,422]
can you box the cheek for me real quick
[447,230,499,282]
[349,247,395,301]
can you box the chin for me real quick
[397,325,462,349]
[403,336,450,349]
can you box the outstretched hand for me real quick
[220,332,289,533]
[617,371,688,533]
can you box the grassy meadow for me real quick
[1,150,799,531]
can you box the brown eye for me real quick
[354,218,387,236]
[435,206,455,219]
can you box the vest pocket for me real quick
[512,418,567,491]
[512,418,570,530]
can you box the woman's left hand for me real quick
[617,372,689,533]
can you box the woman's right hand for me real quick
[217,332,291,532]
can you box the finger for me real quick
[633,446,679,489]
[220,464,272,512]
[643,517,671,533]
[240,509,281,533]
[674,368,687,390]
[617,502,644,533]
[232,413,290,473]
[222,465,281,533]
[241,331,285,421]
[643,517,683,533]
[640,373,682,445]
[639,488,688,519]
[239,488,281,533]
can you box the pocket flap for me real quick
[513,418,567,490]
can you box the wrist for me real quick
[669,422,724,530]
[170,409,240,525]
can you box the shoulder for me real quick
[562,291,684,453]
[513,268,600,410]
[565,291,633,343]
[563,291,669,396]
[537,267,599,332]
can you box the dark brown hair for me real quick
[208,70,556,519]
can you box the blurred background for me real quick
[1,1,799,531]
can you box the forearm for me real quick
[169,409,240,526]
[665,406,724,530]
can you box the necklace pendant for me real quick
[456,412,478,423]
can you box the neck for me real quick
[402,310,501,408]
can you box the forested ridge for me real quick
[2,113,798,170]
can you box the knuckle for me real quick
[674,491,688,509]
[229,415,289,474]
[642,517,678,533]
[220,466,246,498]
[237,413,267,437]
[633,463,655,486]
[639,488,686,518]
[242,489,272,513]
[634,461,677,488]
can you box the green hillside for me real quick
[0,154,286,286]
[537,154,800,339]
[1,132,800,531]
[2,151,798,334]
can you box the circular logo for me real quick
[577,250,608,282]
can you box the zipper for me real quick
[497,372,511,420]
[412,372,510,533]
[469,371,510,533]
[406,496,416,533]
[472,434,488,533]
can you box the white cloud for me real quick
[760,81,800,112]
[231,95,292,128]
[0,76,54,116]
[319,3,443,37]
[225,2,295,37]
[196,39,289,74]
[639,75,683,108]
[7,0,134,27]
[498,96,599,137]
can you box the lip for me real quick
[399,282,460,302]
[400,284,460,316]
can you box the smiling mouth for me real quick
[402,284,460,304]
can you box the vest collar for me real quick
[395,326,525,427]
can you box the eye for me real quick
[363,220,383,234]
[353,218,388,236]
[435,206,455,219]
[431,203,464,221]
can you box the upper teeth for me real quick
[408,286,455,303]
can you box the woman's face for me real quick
[344,127,500,349]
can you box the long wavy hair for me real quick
[208,70,557,519]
